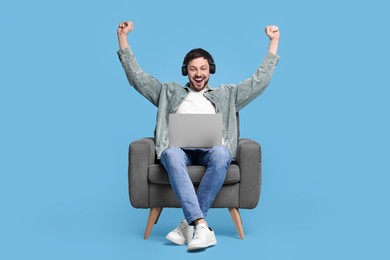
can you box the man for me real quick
[117,21,280,251]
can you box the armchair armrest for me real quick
[128,138,156,208]
[236,138,262,208]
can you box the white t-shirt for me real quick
[176,87,216,114]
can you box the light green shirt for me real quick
[117,47,280,158]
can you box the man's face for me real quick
[187,57,210,91]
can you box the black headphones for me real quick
[181,62,216,76]
[181,48,216,76]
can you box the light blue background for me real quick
[1,0,389,259]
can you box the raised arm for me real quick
[117,21,163,106]
[234,25,280,111]
[117,21,133,50]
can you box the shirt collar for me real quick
[184,83,215,92]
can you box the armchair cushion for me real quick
[148,164,240,185]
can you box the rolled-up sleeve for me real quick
[117,47,162,107]
[234,52,280,111]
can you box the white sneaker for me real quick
[166,219,194,245]
[187,223,217,251]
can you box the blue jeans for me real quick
[160,146,232,225]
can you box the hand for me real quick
[117,21,134,36]
[265,25,280,41]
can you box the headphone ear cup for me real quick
[181,65,188,76]
[210,63,216,74]
[182,63,215,75]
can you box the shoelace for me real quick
[176,221,188,236]
[192,225,206,240]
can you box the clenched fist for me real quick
[265,25,280,40]
[118,21,134,36]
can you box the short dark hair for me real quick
[181,48,216,76]
[182,48,215,66]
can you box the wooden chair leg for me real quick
[229,208,245,240]
[144,207,163,240]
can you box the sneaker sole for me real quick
[187,239,217,251]
[166,234,187,245]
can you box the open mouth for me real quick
[193,76,205,85]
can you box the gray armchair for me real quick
[128,132,262,240]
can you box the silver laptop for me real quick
[168,114,223,148]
